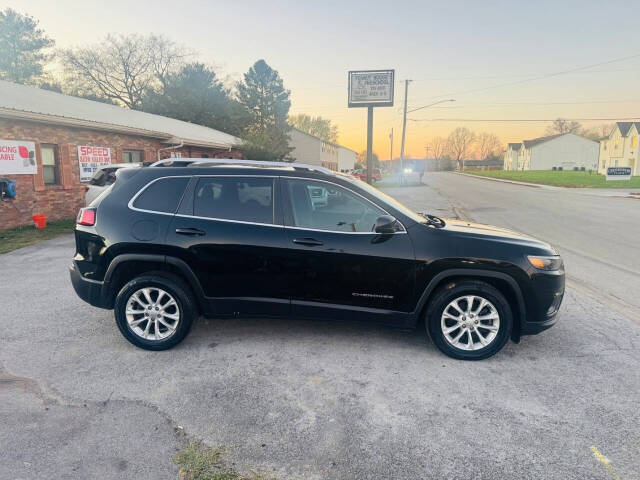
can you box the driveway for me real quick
[1,178,639,479]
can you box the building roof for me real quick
[0,80,240,149]
[507,142,522,150]
[290,126,356,153]
[616,121,640,136]
[522,133,565,148]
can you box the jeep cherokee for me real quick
[70,159,564,360]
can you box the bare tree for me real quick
[446,127,476,170]
[62,34,188,109]
[430,136,447,160]
[475,132,502,160]
[545,118,582,136]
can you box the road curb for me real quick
[455,172,545,188]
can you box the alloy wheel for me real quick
[440,295,500,351]
[125,287,180,341]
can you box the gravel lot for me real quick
[1,175,639,479]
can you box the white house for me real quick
[288,127,355,171]
[598,122,639,175]
[504,133,598,171]
[503,143,522,170]
[337,146,356,172]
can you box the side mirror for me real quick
[374,215,399,234]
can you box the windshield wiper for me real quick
[421,213,446,228]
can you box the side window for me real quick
[194,177,274,224]
[41,144,60,185]
[132,177,189,213]
[286,179,385,233]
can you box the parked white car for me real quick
[85,163,142,205]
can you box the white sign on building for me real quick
[348,70,395,107]
[77,145,111,182]
[0,139,37,174]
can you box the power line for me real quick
[407,52,640,108]
[408,117,640,123]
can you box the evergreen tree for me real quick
[236,60,292,160]
[0,8,54,83]
[143,63,248,136]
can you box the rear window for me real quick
[132,177,189,213]
[193,177,274,224]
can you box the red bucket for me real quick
[32,214,46,229]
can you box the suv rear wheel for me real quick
[114,274,196,350]
[426,280,512,360]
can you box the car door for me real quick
[281,176,416,325]
[166,175,290,317]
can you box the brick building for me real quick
[0,80,242,230]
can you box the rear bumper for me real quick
[69,261,111,309]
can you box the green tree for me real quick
[289,113,338,143]
[0,8,54,83]
[236,60,292,160]
[143,62,248,136]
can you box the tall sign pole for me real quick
[389,128,394,163]
[399,79,411,183]
[348,69,395,184]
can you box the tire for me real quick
[426,280,513,360]
[114,274,197,350]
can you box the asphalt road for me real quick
[1,174,639,479]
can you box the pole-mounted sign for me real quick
[348,69,394,183]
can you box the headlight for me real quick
[527,255,563,271]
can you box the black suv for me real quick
[70,159,564,360]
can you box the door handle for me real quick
[175,227,206,236]
[292,237,323,246]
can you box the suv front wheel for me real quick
[114,274,196,350]
[426,280,513,360]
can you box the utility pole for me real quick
[389,128,394,163]
[399,79,411,184]
[366,106,374,184]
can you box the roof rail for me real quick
[149,158,335,175]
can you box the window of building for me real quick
[122,150,144,163]
[632,136,637,148]
[285,178,385,233]
[132,177,190,213]
[194,177,274,224]
[41,144,59,185]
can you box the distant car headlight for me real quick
[527,255,563,271]
[403,168,413,173]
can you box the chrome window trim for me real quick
[128,174,407,234]
[283,176,407,234]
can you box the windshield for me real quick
[338,173,426,224]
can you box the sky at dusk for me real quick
[7,0,639,158]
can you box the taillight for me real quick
[77,208,96,226]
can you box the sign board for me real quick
[348,70,394,107]
[0,139,37,174]
[78,145,111,182]
[606,166,632,181]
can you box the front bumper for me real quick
[69,261,110,309]
[520,269,565,336]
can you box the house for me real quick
[597,122,640,175]
[503,133,598,171]
[0,80,242,230]
[288,127,356,172]
[503,143,522,170]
